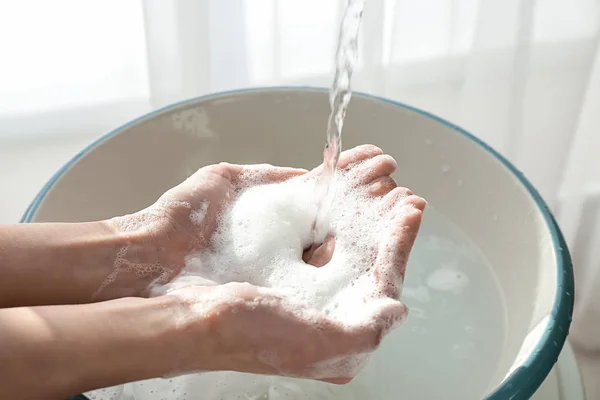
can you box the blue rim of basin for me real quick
[20,86,574,400]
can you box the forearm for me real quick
[0,296,189,400]
[0,221,158,307]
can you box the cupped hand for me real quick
[105,162,307,298]
[150,162,308,265]
[148,145,426,383]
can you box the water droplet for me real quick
[441,165,450,173]
[424,138,433,145]
[492,214,498,221]
[457,179,463,187]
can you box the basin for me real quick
[23,87,574,400]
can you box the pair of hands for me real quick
[114,144,426,383]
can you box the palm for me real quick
[156,166,239,250]
[150,163,310,281]
[154,145,425,382]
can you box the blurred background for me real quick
[1,0,599,397]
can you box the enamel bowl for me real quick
[23,88,573,400]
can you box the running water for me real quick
[312,0,365,244]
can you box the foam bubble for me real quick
[91,161,418,400]
[174,168,403,320]
[189,201,208,225]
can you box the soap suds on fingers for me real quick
[155,157,424,378]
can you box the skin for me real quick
[0,144,425,400]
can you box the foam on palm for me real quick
[89,162,410,400]
[160,165,402,323]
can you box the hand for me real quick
[155,145,426,383]
[104,162,307,298]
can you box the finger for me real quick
[349,154,398,185]
[368,298,409,334]
[381,186,414,209]
[306,145,384,179]
[403,194,427,212]
[337,144,384,170]
[369,176,397,196]
[374,197,425,298]
[303,235,335,267]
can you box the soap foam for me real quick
[91,161,417,400]
[109,372,370,400]
[159,164,407,326]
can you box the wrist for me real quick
[146,293,220,376]
[93,215,176,300]
[62,296,192,396]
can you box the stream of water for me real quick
[311,0,365,244]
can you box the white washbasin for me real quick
[23,88,574,400]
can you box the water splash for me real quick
[312,0,365,244]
